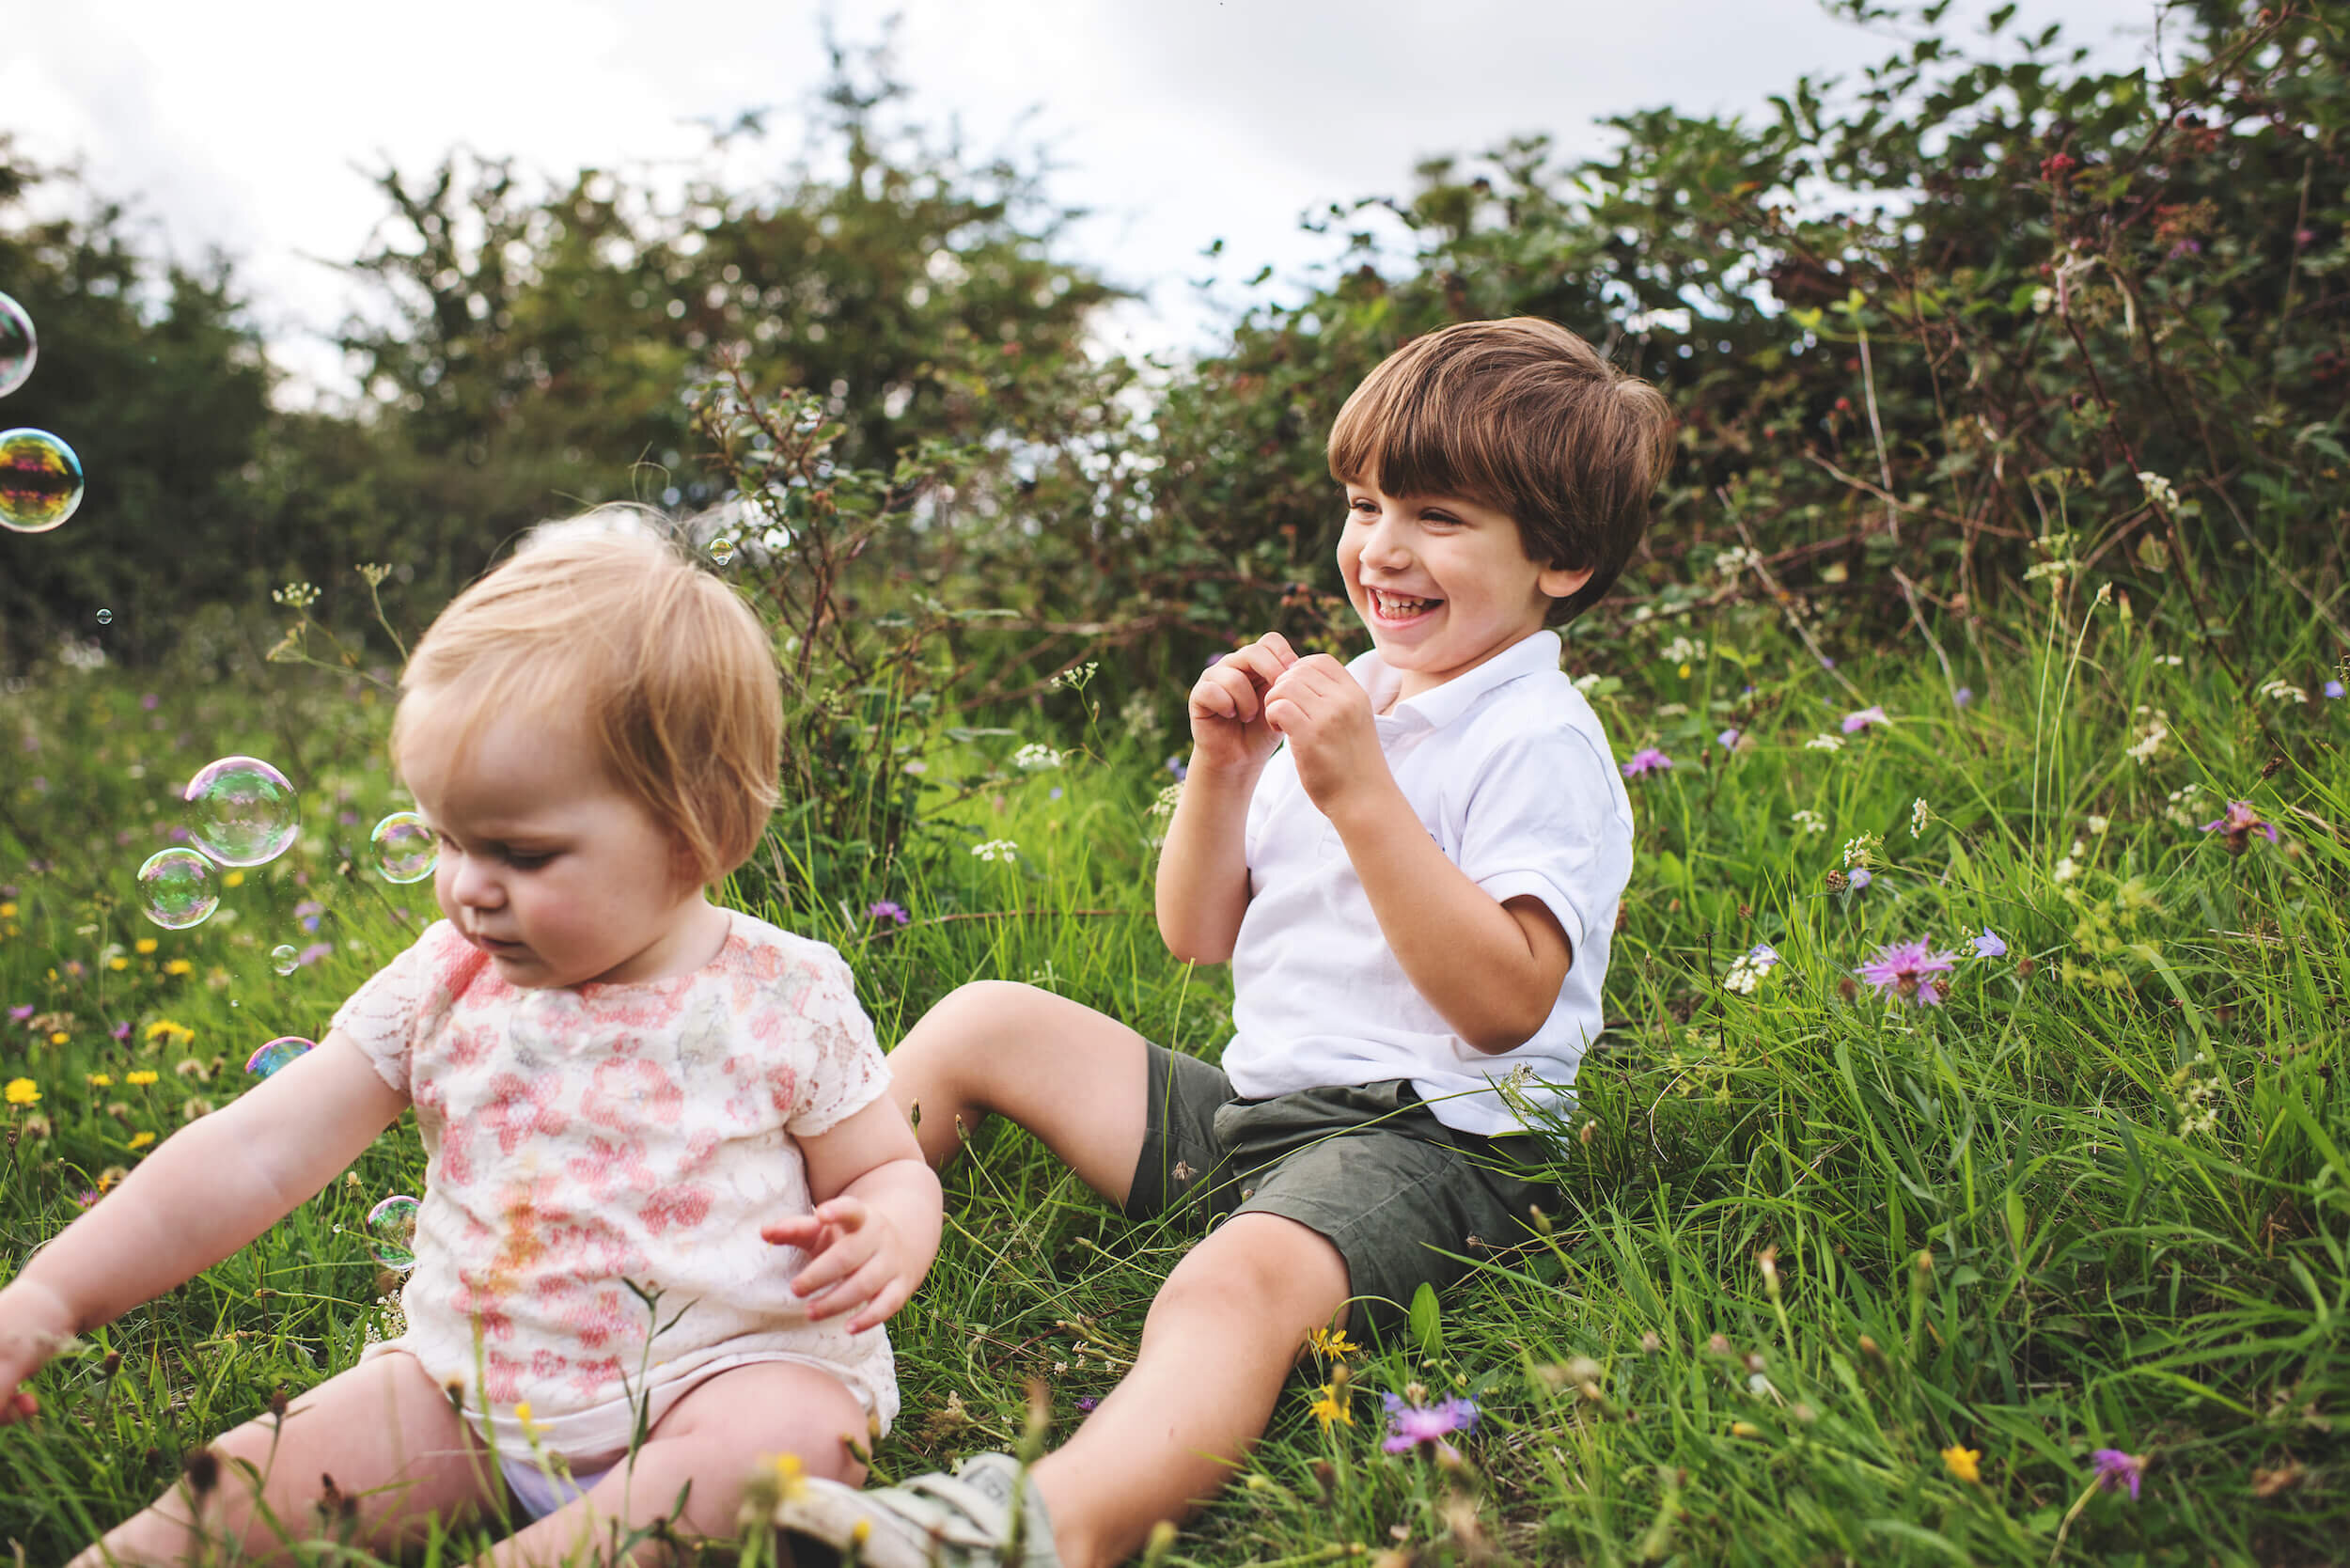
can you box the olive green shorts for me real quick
[1120,1043,1561,1335]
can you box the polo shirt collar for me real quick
[1352,629,1563,730]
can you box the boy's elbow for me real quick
[1160,928,1233,966]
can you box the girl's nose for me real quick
[449,853,503,908]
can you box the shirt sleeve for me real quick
[329,920,471,1096]
[784,948,891,1137]
[1454,726,1631,961]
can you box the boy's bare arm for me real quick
[1154,634,1298,964]
[1265,655,1572,1053]
[0,1034,409,1410]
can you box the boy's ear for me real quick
[1538,561,1596,603]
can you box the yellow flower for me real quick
[1941,1446,1982,1483]
[770,1450,809,1503]
[109,957,129,971]
[134,938,158,955]
[1308,1383,1352,1433]
[164,960,194,977]
[223,870,244,888]
[49,1031,69,1045]
[0,902,16,917]
[1307,1326,1359,1360]
[1730,1420,1763,1438]
[4,1077,39,1105]
[127,1131,155,1150]
[87,1074,114,1087]
[126,1070,160,1087]
[146,1021,194,1045]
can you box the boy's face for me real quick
[1338,479,1591,701]
[398,688,708,989]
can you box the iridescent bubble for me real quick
[0,292,32,399]
[95,608,112,625]
[367,1194,421,1270]
[272,944,300,975]
[184,755,300,868]
[369,812,436,884]
[137,847,219,930]
[245,1035,313,1076]
[0,429,84,534]
[709,536,736,566]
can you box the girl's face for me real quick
[397,689,722,989]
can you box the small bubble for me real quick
[0,428,85,534]
[368,812,436,884]
[184,755,300,868]
[367,1195,421,1270]
[137,847,219,930]
[272,944,299,975]
[245,1035,313,1076]
[708,536,736,566]
[0,292,33,399]
[95,608,113,625]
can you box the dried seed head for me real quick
[180,1449,220,1497]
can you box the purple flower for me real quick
[110,1021,131,1042]
[2325,680,2344,699]
[295,943,333,968]
[7,1005,31,1024]
[1841,705,1890,734]
[1716,729,1741,750]
[2091,1448,2146,1501]
[1075,1395,1100,1412]
[166,825,189,842]
[1853,939,1961,1006]
[73,1189,101,1209]
[1847,869,1872,891]
[2200,800,2279,855]
[1048,787,1064,801]
[1970,928,2008,959]
[140,693,160,711]
[1622,748,1673,778]
[1820,655,1837,669]
[2168,239,2201,259]
[1747,944,1780,973]
[1381,1393,1479,1456]
[1954,687,1974,708]
[868,900,910,927]
[1167,755,1189,782]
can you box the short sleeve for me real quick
[783,949,890,1137]
[329,920,474,1095]
[1455,727,1631,960]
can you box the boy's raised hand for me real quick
[1186,632,1300,773]
[1263,654,1384,816]
[763,1197,920,1335]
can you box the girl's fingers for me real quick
[802,1255,891,1319]
[845,1278,910,1334]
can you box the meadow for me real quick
[2,561,2343,1566]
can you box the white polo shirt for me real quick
[1222,629,1634,1137]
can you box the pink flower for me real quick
[1622,748,1673,778]
[1853,939,1960,1006]
[2091,1448,2146,1500]
[2199,800,2278,856]
[1841,705,1890,734]
[1381,1393,1479,1456]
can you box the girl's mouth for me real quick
[1368,587,1442,623]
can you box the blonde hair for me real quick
[1327,318,1677,625]
[391,511,782,886]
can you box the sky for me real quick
[6,0,2171,402]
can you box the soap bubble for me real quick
[0,429,84,534]
[95,608,112,625]
[245,1035,313,1076]
[137,847,219,930]
[709,536,736,565]
[367,1195,421,1270]
[184,755,300,867]
[0,293,31,399]
[369,812,436,883]
[272,944,299,975]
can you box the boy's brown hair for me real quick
[1326,317,1676,625]
[391,514,782,886]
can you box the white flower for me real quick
[1654,703,1690,718]
[2022,557,2080,584]
[1148,781,1184,820]
[1805,734,1845,752]
[1722,961,1761,996]
[1663,635,1707,666]
[2256,679,2309,705]
[1841,833,1882,870]
[1715,545,1762,578]
[2155,654,2184,666]
[271,581,321,609]
[1790,809,1828,836]
[2086,814,2110,835]
[2030,285,2055,315]
[2163,781,2203,827]
[1573,672,1604,694]
[2124,709,2169,765]
[1050,662,1098,692]
[970,839,1021,863]
[1012,743,1063,771]
[2137,470,2180,511]
[1910,798,1931,837]
[2053,855,2080,884]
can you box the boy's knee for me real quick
[908,980,1055,1056]
[1152,1216,1350,1335]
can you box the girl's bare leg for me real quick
[484,1358,868,1566]
[71,1349,498,1567]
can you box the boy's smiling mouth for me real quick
[1368,587,1443,623]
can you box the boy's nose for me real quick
[1362,518,1414,569]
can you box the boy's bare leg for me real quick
[888,981,1353,1568]
[484,1358,868,1566]
[70,1349,499,1567]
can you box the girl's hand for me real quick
[0,1279,76,1425]
[761,1198,918,1334]
[1186,633,1300,774]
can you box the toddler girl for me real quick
[0,521,942,1564]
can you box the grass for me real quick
[1,580,2345,1565]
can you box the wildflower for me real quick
[1166,755,1188,782]
[1805,734,1845,752]
[901,760,928,776]
[295,944,332,968]
[1075,1395,1100,1412]
[1790,809,1828,836]
[1309,1384,1353,1433]
[164,959,194,977]
[5,1077,39,1105]
[2053,839,2084,883]
[73,1189,100,1209]
[1910,798,1930,837]
[1841,833,1882,870]
[1971,928,2008,959]
[2086,814,2110,835]
[1012,742,1063,771]
[867,901,909,927]
[222,870,243,888]
[1663,635,1706,666]
[1381,1393,1477,1457]
[1840,705,1890,734]
[48,1031,67,1046]
[2136,471,2179,511]
[2091,1448,2147,1500]
[1848,869,1873,891]
[2256,678,2309,706]
[1954,686,1974,707]
[1050,661,1098,692]
[134,938,158,956]
[2326,680,2345,699]
[110,1022,130,1042]
[1307,1326,1359,1360]
[2200,800,2278,855]
[1723,945,1779,995]
[1654,702,1689,718]
[1621,748,1673,778]
[1717,728,1741,751]
[128,1131,155,1150]
[7,1004,29,1023]
[86,1073,113,1088]
[146,1020,194,1045]
[970,839,1021,863]
[1853,940,1960,1006]
[1941,1446,1982,1483]
[126,1070,159,1087]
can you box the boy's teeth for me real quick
[1376,589,1436,614]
